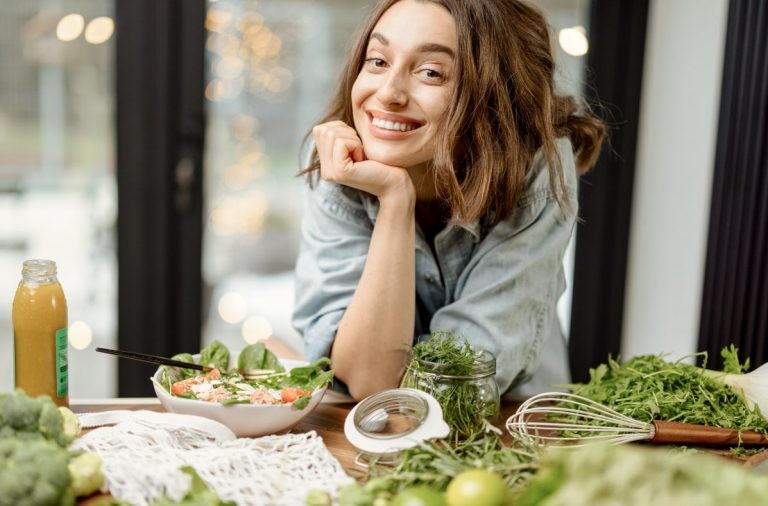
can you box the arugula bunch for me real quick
[566,346,768,433]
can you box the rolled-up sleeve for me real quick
[292,180,373,363]
[431,154,577,395]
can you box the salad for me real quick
[153,341,334,410]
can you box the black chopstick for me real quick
[95,347,211,372]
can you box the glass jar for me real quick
[400,348,500,437]
[12,259,69,406]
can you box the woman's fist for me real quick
[312,121,414,202]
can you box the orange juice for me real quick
[12,259,68,406]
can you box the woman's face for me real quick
[352,0,457,170]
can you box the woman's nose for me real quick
[375,71,408,107]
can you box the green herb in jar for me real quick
[400,331,500,438]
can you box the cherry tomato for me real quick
[391,486,446,506]
[280,387,311,403]
[445,469,507,506]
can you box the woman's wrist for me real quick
[378,176,417,216]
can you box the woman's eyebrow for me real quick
[369,32,455,59]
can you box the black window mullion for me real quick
[699,0,768,368]
[116,0,205,395]
[568,0,649,382]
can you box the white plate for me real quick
[152,357,327,437]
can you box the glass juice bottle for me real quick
[12,259,69,406]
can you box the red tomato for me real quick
[281,387,311,403]
[170,375,206,395]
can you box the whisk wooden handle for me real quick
[651,421,768,446]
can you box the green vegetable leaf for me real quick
[292,394,312,410]
[338,483,375,506]
[151,466,236,505]
[286,358,333,390]
[237,343,285,373]
[564,348,768,439]
[161,353,197,384]
[199,341,229,371]
[722,344,750,374]
[512,465,565,506]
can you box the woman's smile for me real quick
[367,110,423,138]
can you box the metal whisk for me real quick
[506,392,768,447]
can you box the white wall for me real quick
[621,0,729,360]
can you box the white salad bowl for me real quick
[152,358,328,437]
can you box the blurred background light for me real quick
[241,315,273,344]
[558,25,589,56]
[69,320,93,350]
[84,16,115,44]
[56,13,85,42]
[218,291,248,323]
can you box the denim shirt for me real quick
[292,137,577,397]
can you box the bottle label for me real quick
[55,328,68,398]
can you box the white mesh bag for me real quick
[73,410,353,506]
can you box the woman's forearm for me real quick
[331,193,416,400]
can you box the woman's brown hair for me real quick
[302,0,605,225]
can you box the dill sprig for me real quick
[409,331,479,376]
[368,433,539,495]
[401,331,499,438]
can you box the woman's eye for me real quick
[364,57,387,69]
[420,68,444,81]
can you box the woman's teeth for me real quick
[372,117,416,132]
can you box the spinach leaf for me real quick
[199,340,229,371]
[160,353,197,383]
[237,343,285,373]
[286,358,333,390]
[292,394,312,410]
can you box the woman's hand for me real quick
[312,121,414,204]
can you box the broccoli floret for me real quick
[59,406,81,442]
[0,439,74,506]
[0,390,42,431]
[68,451,105,498]
[0,389,77,447]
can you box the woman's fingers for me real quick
[330,137,363,178]
[312,122,364,181]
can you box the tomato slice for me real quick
[171,376,201,395]
[280,387,311,403]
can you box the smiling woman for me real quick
[292,0,605,401]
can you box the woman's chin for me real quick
[362,149,427,170]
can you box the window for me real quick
[0,2,117,397]
[201,1,372,353]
